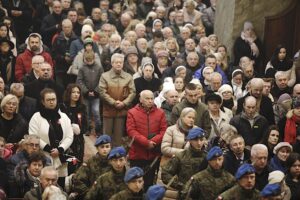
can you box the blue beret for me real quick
[108,146,126,159]
[186,127,206,140]
[235,163,255,180]
[146,185,166,200]
[95,134,111,146]
[124,167,144,183]
[206,146,223,161]
[260,183,281,197]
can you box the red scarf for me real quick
[284,114,300,144]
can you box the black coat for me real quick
[19,96,37,122]
[0,51,15,85]
[230,113,269,146]
[25,79,64,103]
[237,93,275,125]
[223,149,251,175]
[286,173,300,200]
[0,113,28,143]
[255,166,272,191]
[21,70,38,85]
[0,158,8,194]
[133,77,161,106]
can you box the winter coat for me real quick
[0,51,15,85]
[223,149,251,175]
[171,99,211,135]
[0,113,28,143]
[15,48,53,82]
[133,76,161,105]
[126,104,167,160]
[52,31,78,72]
[237,93,275,125]
[208,109,231,140]
[194,64,229,84]
[0,158,8,195]
[161,101,174,127]
[230,112,269,146]
[99,69,136,117]
[18,96,37,122]
[29,110,74,177]
[69,38,100,59]
[269,155,288,173]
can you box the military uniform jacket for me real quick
[72,153,111,197]
[85,169,127,200]
[109,188,144,200]
[181,166,236,200]
[161,147,207,190]
[218,184,260,200]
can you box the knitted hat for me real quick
[83,37,93,47]
[218,84,233,94]
[277,93,292,104]
[190,79,202,87]
[81,24,93,35]
[273,142,293,154]
[125,46,138,57]
[268,170,285,184]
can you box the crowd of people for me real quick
[0,0,300,199]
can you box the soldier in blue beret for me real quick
[110,167,145,200]
[86,146,127,200]
[161,127,207,195]
[218,163,260,200]
[181,146,235,200]
[260,183,282,200]
[146,185,166,200]
[72,134,112,199]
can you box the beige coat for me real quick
[99,69,136,117]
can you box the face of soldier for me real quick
[110,157,126,172]
[208,156,224,170]
[97,143,111,157]
[238,173,255,190]
[189,137,206,151]
[127,177,144,193]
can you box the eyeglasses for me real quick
[27,143,39,148]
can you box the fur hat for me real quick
[218,84,233,95]
[273,142,293,154]
[81,24,93,35]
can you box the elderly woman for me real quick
[0,94,27,144]
[29,88,73,187]
[161,107,197,158]
[233,21,263,73]
[269,142,293,173]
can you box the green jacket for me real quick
[72,153,111,197]
[171,99,211,136]
[181,165,236,200]
[85,169,127,200]
[109,188,144,200]
[161,146,207,190]
[218,184,260,200]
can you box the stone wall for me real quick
[214,0,294,59]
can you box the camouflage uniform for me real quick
[85,169,127,200]
[181,165,235,200]
[109,189,144,200]
[161,146,207,191]
[72,153,111,198]
[218,184,260,200]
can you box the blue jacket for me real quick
[194,64,228,84]
[69,38,100,59]
[269,155,287,173]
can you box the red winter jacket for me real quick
[126,104,167,160]
[15,49,53,82]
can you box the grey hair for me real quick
[210,72,222,80]
[0,94,19,112]
[24,134,40,143]
[251,144,268,157]
[274,71,288,80]
[180,107,196,118]
[111,53,124,63]
[40,166,58,180]
[10,83,24,93]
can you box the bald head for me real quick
[250,78,264,98]
[140,90,154,109]
[293,84,300,98]
[243,96,257,118]
[165,90,179,106]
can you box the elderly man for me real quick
[127,90,167,190]
[206,72,223,93]
[237,78,275,124]
[250,144,271,191]
[171,83,211,134]
[171,10,185,36]
[161,89,179,126]
[231,96,269,146]
[240,56,256,86]
[90,8,102,30]
[21,55,44,84]
[197,36,210,57]
[10,83,37,122]
[218,164,260,199]
[223,135,251,175]
[15,33,53,82]
[135,23,146,39]
[293,83,300,98]
[182,146,235,200]
[183,0,203,26]
[271,71,292,100]
[180,38,204,63]
[116,12,132,34]
[24,166,66,200]
[25,62,63,103]
[99,53,136,146]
